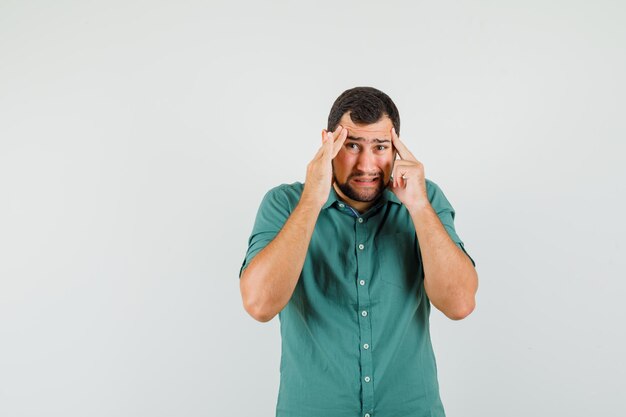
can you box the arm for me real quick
[389,127,478,320]
[240,197,322,322]
[239,126,348,322]
[408,204,478,320]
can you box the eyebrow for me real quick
[346,136,391,144]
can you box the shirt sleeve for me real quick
[427,180,476,267]
[239,185,293,278]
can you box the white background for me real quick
[1,1,625,416]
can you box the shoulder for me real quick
[425,177,443,199]
[425,178,455,213]
[264,181,304,200]
[259,181,304,211]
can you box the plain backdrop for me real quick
[1,1,625,416]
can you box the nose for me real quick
[355,148,377,173]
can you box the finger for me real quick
[391,127,417,162]
[332,125,345,146]
[392,160,408,180]
[394,171,405,189]
[322,130,334,160]
[330,125,343,144]
[332,126,348,158]
[391,164,408,189]
[314,129,329,159]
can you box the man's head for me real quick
[327,87,400,136]
[327,87,400,210]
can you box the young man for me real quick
[239,87,478,417]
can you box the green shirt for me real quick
[240,179,475,417]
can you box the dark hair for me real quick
[327,86,400,135]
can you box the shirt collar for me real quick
[322,185,402,210]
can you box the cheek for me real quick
[378,156,394,175]
[333,152,354,173]
[375,153,392,163]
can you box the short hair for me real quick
[327,86,400,135]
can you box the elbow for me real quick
[243,299,277,323]
[445,298,476,321]
[446,270,479,320]
[240,269,277,323]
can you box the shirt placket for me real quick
[355,212,374,417]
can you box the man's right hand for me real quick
[301,125,348,207]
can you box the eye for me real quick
[376,145,388,151]
[346,143,360,151]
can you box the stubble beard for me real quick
[332,170,386,203]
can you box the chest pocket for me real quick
[375,231,422,290]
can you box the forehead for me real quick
[339,113,393,138]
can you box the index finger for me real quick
[391,127,417,161]
[332,126,348,158]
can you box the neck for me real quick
[332,183,376,214]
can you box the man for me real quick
[239,87,478,417]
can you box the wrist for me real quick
[299,191,325,211]
[405,201,433,216]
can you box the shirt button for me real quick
[359,279,365,286]
[363,343,369,349]
[358,244,364,250]
[358,217,364,223]
[365,414,371,417]
[339,203,345,208]
[364,376,371,382]
[361,310,368,317]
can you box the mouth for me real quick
[351,177,380,186]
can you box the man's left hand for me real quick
[388,127,430,212]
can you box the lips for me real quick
[352,177,379,184]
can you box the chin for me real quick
[338,182,386,203]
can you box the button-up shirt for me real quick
[240,179,476,417]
